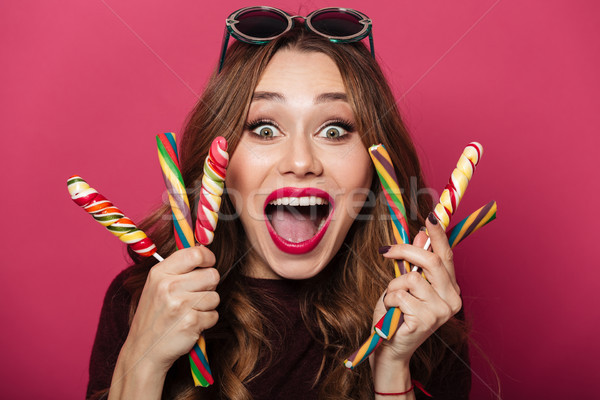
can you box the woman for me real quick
[88,7,471,400]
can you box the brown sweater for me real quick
[87,268,471,399]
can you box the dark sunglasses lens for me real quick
[311,11,364,37]
[236,10,288,39]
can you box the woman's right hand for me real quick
[114,246,220,387]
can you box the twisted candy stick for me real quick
[433,142,483,230]
[368,144,411,341]
[67,175,163,261]
[447,200,496,249]
[156,132,213,387]
[418,142,484,259]
[344,201,498,369]
[195,137,228,245]
[157,132,196,249]
[369,144,411,277]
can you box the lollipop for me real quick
[195,137,229,245]
[156,132,213,387]
[67,175,163,261]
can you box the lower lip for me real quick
[265,210,333,255]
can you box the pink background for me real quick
[1,0,598,398]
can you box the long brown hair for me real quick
[120,25,469,400]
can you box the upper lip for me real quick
[264,187,334,209]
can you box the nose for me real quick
[277,134,323,178]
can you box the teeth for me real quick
[268,196,330,206]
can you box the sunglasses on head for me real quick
[218,6,374,72]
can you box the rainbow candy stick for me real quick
[67,175,163,262]
[343,201,498,369]
[447,200,496,248]
[368,144,411,340]
[368,145,411,277]
[157,133,195,249]
[156,132,213,387]
[344,331,384,369]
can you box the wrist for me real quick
[371,358,412,395]
[109,341,168,399]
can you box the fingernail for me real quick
[378,246,391,254]
[419,226,427,232]
[428,212,438,225]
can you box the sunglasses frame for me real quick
[218,6,375,72]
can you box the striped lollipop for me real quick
[195,136,228,245]
[156,132,213,387]
[67,175,163,261]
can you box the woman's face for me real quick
[227,49,373,279]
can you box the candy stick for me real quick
[368,144,412,341]
[346,143,488,369]
[415,142,484,268]
[67,175,163,262]
[343,202,497,369]
[156,132,213,387]
[433,142,483,229]
[344,331,384,370]
[157,133,195,249]
[447,200,496,249]
[195,137,229,245]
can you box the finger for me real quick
[385,272,440,305]
[413,228,429,248]
[385,274,456,324]
[189,291,220,312]
[383,247,459,305]
[197,310,219,331]
[156,246,216,275]
[181,310,219,333]
[426,212,458,284]
[179,268,220,292]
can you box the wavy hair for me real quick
[116,25,469,400]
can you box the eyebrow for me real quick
[251,91,348,104]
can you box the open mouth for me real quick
[264,187,334,255]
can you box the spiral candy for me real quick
[433,142,483,229]
[67,175,158,258]
[195,137,229,245]
[447,200,496,248]
[156,132,195,249]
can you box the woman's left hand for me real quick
[370,213,463,372]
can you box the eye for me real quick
[317,120,354,140]
[246,120,282,139]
